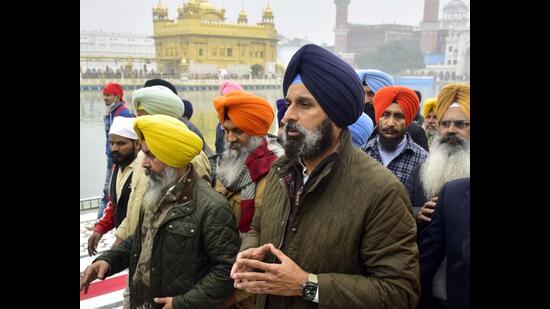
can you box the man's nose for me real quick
[282,105,296,123]
[226,131,237,143]
[141,157,151,168]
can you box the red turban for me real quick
[373,86,419,126]
[103,82,124,100]
[213,90,274,136]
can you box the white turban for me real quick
[109,116,138,140]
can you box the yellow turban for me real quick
[133,114,203,168]
[435,83,470,121]
[422,98,437,119]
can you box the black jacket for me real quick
[418,178,470,309]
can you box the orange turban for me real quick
[373,86,419,126]
[213,90,274,136]
[435,83,470,121]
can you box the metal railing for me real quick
[80,196,102,211]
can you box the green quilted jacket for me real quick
[241,131,420,309]
[97,167,241,309]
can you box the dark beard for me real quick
[283,118,334,161]
[378,130,406,152]
[111,145,136,167]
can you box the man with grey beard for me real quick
[81,114,240,309]
[212,90,283,309]
[405,83,470,230]
[231,44,420,309]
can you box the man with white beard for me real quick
[81,114,240,309]
[213,90,283,309]
[213,90,284,235]
[405,83,470,230]
[405,84,470,309]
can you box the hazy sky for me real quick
[80,0,469,45]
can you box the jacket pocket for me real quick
[164,220,200,256]
[166,221,198,238]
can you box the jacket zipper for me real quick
[263,177,293,309]
[276,177,293,251]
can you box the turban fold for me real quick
[219,81,243,95]
[348,113,374,148]
[422,98,438,119]
[373,86,419,126]
[276,98,287,124]
[103,82,124,100]
[213,90,274,136]
[109,116,137,140]
[356,69,395,93]
[133,114,203,168]
[435,83,470,121]
[283,44,364,127]
[182,99,193,119]
[132,85,184,119]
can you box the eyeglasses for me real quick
[439,120,470,129]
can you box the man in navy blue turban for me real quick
[282,44,364,128]
[231,43,420,309]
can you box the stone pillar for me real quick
[334,0,350,54]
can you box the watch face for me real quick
[303,282,318,301]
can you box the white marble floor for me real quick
[80,209,125,309]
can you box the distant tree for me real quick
[355,40,425,75]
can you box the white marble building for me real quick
[420,0,470,81]
[80,31,157,74]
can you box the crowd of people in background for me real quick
[81,43,470,309]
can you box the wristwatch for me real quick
[300,273,318,302]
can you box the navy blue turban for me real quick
[283,44,364,127]
[182,99,193,119]
[276,98,286,124]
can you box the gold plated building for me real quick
[152,0,278,78]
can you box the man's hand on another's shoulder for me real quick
[418,196,438,223]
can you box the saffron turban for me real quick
[133,114,203,168]
[103,82,124,100]
[283,44,364,127]
[219,81,243,95]
[109,116,137,140]
[348,113,374,148]
[373,86,419,126]
[422,98,438,119]
[132,85,184,119]
[356,69,395,93]
[436,83,470,121]
[276,98,287,124]
[213,90,274,137]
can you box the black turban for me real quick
[283,44,364,127]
